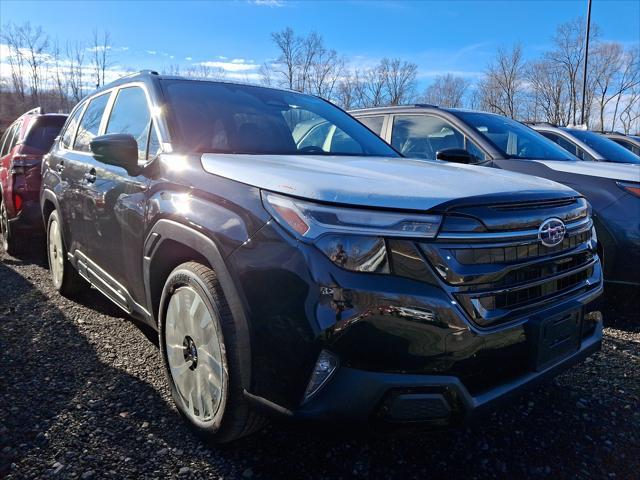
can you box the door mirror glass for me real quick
[90,133,139,172]
[436,148,474,164]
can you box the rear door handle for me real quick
[84,168,96,184]
[56,161,65,173]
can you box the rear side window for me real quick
[540,132,579,156]
[358,116,385,135]
[74,93,110,152]
[24,116,67,153]
[61,105,85,149]
[0,124,15,157]
[106,87,152,160]
[1,122,21,157]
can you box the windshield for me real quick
[162,80,399,157]
[564,129,640,164]
[454,111,578,161]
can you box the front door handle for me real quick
[84,168,97,184]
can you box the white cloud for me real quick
[199,59,259,72]
[185,56,193,61]
[248,0,285,7]
[146,50,157,55]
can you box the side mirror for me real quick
[90,134,138,172]
[436,148,474,164]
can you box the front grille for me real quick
[472,265,594,311]
[416,215,601,328]
[452,230,591,265]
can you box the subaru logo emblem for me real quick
[538,218,566,247]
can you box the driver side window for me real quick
[391,114,485,162]
[106,86,153,160]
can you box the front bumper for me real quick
[247,318,602,425]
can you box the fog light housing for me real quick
[303,350,338,403]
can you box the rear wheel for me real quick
[0,197,20,256]
[159,261,264,443]
[47,210,86,297]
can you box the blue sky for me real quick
[1,0,639,88]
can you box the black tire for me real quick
[158,261,265,443]
[46,210,86,297]
[0,196,21,256]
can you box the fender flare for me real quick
[40,188,61,219]
[143,218,253,390]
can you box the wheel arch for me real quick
[143,218,253,390]
[41,189,60,225]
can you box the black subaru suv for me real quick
[41,72,603,442]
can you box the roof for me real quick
[91,70,307,98]
[348,104,497,116]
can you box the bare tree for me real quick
[270,27,300,90]
[421,73,469,108]
[611,47,640,131]
[66,40,86,102]
[91,29,111,88]
[381,58,417,106]
[547,17,600,125]
[590,42,625,130]
[619,86,640,134]
[526,59,568,124]
[21,23,49,107]
[478,44,525,118]
[267,28,346,101]
[1,23,28,109]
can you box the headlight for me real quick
[616,181,640,198]
[262,192,442,273]
[262,192,442,240]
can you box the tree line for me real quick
[1,17,639,134]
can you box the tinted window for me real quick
[391,114,484,162]
[3,122,22,156]
[358,116,385,135]
[74,93,110,152]
[0,124,17,157]
[565,129,640,164]
[24,116,67,152]
[162,80,398,157]
[455,112,578,161]
[540,131,579,156]
[612,138,640,156]
[61,105,85,149]
[106,87,152,160]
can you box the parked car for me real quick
[351,106,640,287]
[528,123,640,164]
[0,108,67,254]
[599,131,640,156]
[42,72,603,442]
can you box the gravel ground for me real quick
[1,248,639,480]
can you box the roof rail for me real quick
[413,103,439,108]
[523,121,556,127]
[22,107,42,116]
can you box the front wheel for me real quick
[159,261,264,443]
[46,210,86,297]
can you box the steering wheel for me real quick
[298,146,326,154]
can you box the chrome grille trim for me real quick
[437,216,591,242]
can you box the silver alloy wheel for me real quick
[165,286,225,424]
[48,217,65,289]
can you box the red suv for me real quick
[0,108,67,254]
